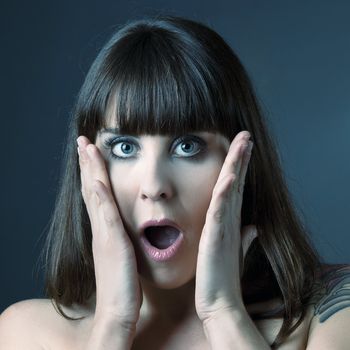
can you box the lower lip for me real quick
[140,232,184,262]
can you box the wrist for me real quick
[93,313,137,334]
[201,299,246,328]
[85,316,136,350]
[203,306,245,334]
[202,309,242,350]
[202,306,271,350]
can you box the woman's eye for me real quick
[103,137,138,159]
[111,141,137,158]
[172,136,205,157]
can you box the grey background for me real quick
[1,0,349,313]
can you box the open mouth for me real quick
[144,225,181,250]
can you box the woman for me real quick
[1,15,349,349]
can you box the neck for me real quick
[139,276,197,323]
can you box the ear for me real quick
[241,224,258,258]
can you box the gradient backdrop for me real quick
[1,0,349,313]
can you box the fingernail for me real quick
[242,132,251,140]
[77,137,83,147]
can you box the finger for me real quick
[93,180,131,255]
[205,173,235,229]
[86,144,112,192]
[208,131,250,224]
[77,136,94,197]
[77,136,101,231]
[85,146,114,232]
[216,131,250,187]
[236,141,253,195]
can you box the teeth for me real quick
[144,226,180,249]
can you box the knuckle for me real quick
[104,215,115,227]
[230,173,237,183]
[208,207,224,223]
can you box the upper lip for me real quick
[140,218,182,235]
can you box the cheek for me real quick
[179,160,223,225]
[183,167,219,197]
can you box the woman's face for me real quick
[95,127,231,289]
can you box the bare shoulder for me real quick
[307,264,350,349]
[0,298,92,350]
[0,299,52,349]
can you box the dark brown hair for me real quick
[42,15,322,348]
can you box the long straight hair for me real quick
[41,15,322,348]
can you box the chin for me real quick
[135,241,198,290]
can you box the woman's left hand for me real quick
[195,131,257,324]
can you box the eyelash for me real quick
[102,135,207,161]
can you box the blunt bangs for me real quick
[79,19,241,139]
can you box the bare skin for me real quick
[0,294,322,349]
[1,266,350,349]
[2,264,350,349]
[1,130,350,348]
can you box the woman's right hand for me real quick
[77,136,142,331]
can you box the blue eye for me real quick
[172,136,205,157]
[115,142,135,156]
[103,137,138,159]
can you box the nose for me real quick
[139,158,174,201]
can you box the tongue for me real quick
[145,226,180,249]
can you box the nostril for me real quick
[142,192,167,200]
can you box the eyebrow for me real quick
[99,127,120,135]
